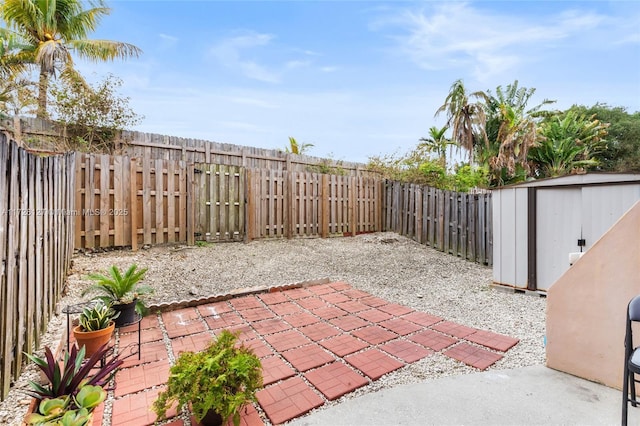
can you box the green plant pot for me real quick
[113,300,137,326]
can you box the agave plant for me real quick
[78,301,119,332]
[24,344,122,401]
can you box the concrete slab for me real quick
[289,365,640,426]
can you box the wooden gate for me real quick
[194,164,245,241]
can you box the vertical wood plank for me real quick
[130,158,138,251]
[99,155,110,247]
[113,156,124,246]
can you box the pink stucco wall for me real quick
[546,201,640,389]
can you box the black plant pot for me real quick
[197,409,223,426]
[113,300,137,327]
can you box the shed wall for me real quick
[492,188,528,288]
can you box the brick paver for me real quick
[431,320,478,338]
[304,362,368,400]
[319,334,368,357]
[345,348,404,380]
[443,342,504,370]
[465,330,520,352]
[409,329,458,351]
[282,343,335,372]
[94,281,519,426]
[256,377,324,424]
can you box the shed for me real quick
[492,173,640,292]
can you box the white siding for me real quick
[582,185,640,249]
[492,188,528,288]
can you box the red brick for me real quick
[402,311,443,327]
[261,355,296,385]
[204,312,245,330]
[114,359,171,397]
[112,386,178,426]
[329,315,369,332]
[243,338,275,359]
[190,404,264,426]
[229,296,264,311]
[119,326,164,345]
[304,362,368,400]
[226,324,258,342]
[320,292,351,304]
[343,289,371,299]
[284,288,314,300]
[256,377,324,424]
[352,325,398,345]
[329,282,352,291]
[258,292,289,305]
[281,343,335,372]
[379,318,422,336]
[465,330,519,352]
[118,314,160,333]
[431,320,478,338]
[120,339,168,368]
[357,309,393,323]
[264,329,312,352]
[171,332,214,357]
[443,342,503,370]
[345,348,404,379]
[296,297,329,310]
[162,308,200,324]
[165,317,207,339]
[251,318,291,335]
[306,283,336,295]
[335,300,370,313]
[377,303,414,316]
[197,301,233,317]
[284,312,320,327]
[409,329,458,351]
[359,295,388,308]
[269,302,305,316]
[319,334,368,357]
[311,306,347,320]
[379,340,434,363]
[298,322,342,342]
[238,307,276,322]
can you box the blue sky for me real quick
[76,0,640,163]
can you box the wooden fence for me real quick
[247,170,383,239]
[2,117,377,176]
[0,135,76,400]
[383,181,493,265]
[75,154,194,249]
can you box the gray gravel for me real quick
[0,232,546,425]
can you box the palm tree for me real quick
[419,125,452,168]
[1,0,141,118]
[0,28,30,79]
[285,136,314,155]
[435,79,488,165]
[530,110,608,178]
[483,81,556,184]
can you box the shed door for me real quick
[536,188,583,291]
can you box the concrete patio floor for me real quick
[70,281,519,425]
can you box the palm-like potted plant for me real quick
[73,301,119,357]
[82,264,153,326]
[152,329,263,426]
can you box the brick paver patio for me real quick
[67,281,519,425]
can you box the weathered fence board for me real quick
[246,170,383,241]
[75,154,192,249]
[0,135,75,400]
[383,181,493,266]
[194,164,245,242]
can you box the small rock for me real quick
[189,287,199,295]
[20,399,31,405]
[416,294,423,298]
[142,244,152,250]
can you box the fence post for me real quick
[187,163,195,246]
[245,169,254,242]
[321,174,329,238]
[130,158,138,251]
[350,175,357,236]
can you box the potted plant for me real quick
[23,344,122,426]
[73,301,119,357]
[152,329,263,426]
[82,264,153,326]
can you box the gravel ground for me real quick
[0,232,546,425]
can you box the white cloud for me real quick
[379,2,608,82]
[209,31,280,83]
[157,33,178,49]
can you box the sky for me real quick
[72,0,640,164]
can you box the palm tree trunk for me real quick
[37,69,49,118]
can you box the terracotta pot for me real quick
[113,300,137,327]
[73,321,115,357]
